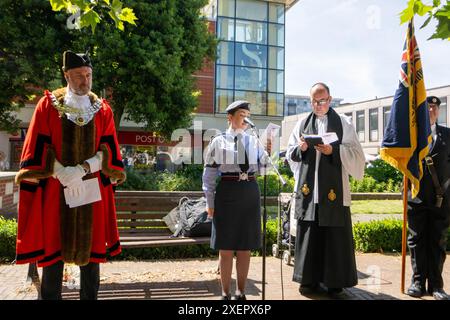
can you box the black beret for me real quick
[226,100,250,114]
[427,96,441,106]
[62,50,92,71]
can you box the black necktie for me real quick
[235,134,249,172]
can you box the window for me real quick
[235,43,267,68]
[216,65,234,89]
[217,41,234,65]
[268,70,283,93]
[383,106,391,132]
[234,66,266,91]
[268,23,284,46]
[236,0,267,21]
[217,17,235,41]
[438,97,447,126]
[235,19,267,44]
[268,93,284,116]
[216,90,234,113]
[268,47,284,70]
[218,0,235,17]
[235,90,266,115]
[356,110,365,142]
[369,108,378,142]
[269,3,285,24]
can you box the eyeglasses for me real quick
[311,98,330,106]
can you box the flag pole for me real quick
[401,175,408,293]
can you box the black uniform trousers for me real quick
[41,260,100,300]
[407,205,450,291]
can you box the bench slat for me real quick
[118,228,171,234]
[120,237,210,248]
[117,221,167,228]
[117,213,166,220]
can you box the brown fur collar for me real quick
[15,148,56,184]
[100,144,126,185]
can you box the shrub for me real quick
[257,174,295,196]
[350,176,400,192]
[0,217,17,262]
[353,219,403,253]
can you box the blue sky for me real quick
[285,0,450,103]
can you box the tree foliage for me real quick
[0,0,73,133]
[0,0,216,137]
[48,0,137,33]
[400,0,450,40]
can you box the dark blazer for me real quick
[408,124,450,208]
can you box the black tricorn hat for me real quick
[427,96,441,106]
[62,50,92,72]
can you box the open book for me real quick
[302,132,338,146]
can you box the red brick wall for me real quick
[193,20,216,115]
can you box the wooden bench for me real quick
[115,191,211,248]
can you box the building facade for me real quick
[285,94,343,116]
[280,85,450,157]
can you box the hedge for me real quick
[1,217,449,261]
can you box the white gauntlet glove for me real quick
[55,164,86,187]
[84,151,103,174]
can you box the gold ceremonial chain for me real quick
[49,93,101,126]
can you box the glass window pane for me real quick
[356,110,365,142]
[216,65,234,89]
[236,0,267,21]
[218,0,235,17]
[268,70,283,93]
[235,91,266,115]
[235,66,266,91]
[235,43,267,68]
[268,47,284,70]
[369,108,378,142]
[269,3,285,24]
[217,17,234,41]
[217,41,234,65]
[216,89,234,113]
[438,97,447,126]
[268,23,284,46]
[268,93,284,116]
[383,106,391,132]
[236,19,267,44]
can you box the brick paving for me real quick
[1,253,449,300]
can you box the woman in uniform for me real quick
[202,100,270,300]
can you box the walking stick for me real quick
[401,175,408,293]
[262,172,267,300]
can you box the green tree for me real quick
[400,0,450,40]
[48,0,137,32]
[0,0,216,137]
[0,0,74,133]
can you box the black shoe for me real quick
[299,283,320,295]
[221,294,231,300]
[232,294,247,300]
[406,282,425,298]
[430,288,449,300]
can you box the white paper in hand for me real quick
[321,132,338,144]
[63,178,102,208]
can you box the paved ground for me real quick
[1,253,449,300]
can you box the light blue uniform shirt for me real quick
[202,128,269,209]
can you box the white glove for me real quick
[66,179,86,198]
[84,151,103,174]
[55,164,86,187]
